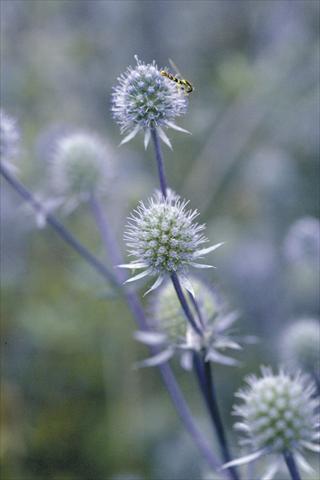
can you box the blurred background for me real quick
[1,1,319,479]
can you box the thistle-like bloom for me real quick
[119,190,223,295]
[281,318,320,378]
[51,132,112,212]
[133,277,248,369]
[0,109,19,173]
[223,367,320,478]
[112,55,189,150]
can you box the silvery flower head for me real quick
[134,277,247,369]
[281,318,320,378]
[119,189,223,295]
[51,131,112,212]
[223,367,320,478]
[0,109,19,173]
[284,216,320,265]
[112,55,190,150]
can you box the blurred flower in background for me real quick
[0,109,19,173]
[50,131,113,213]
[284,217,320,265]
[281,317,320,380]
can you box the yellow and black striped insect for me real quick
[160,59,193,94]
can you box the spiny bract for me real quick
[134,277,245,369]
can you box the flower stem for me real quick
[1,165,223,474]
[171,272,202,336]
[203,360,240,480]
[0,164,117,287]
[88,194,224,474]
[150,127,239,480]
[283,451,301,480]
[151,128,202,336]
[193,354,239,480]
[151,127,167,197]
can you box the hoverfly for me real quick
[160,59,193,94]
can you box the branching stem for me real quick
[1,164,223,474]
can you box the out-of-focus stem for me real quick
[0,164,116,287]
[171,272,202,336]
[283,451,301,480]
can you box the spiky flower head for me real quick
[51,132,112,211]
[223,367,320,476]
[119,190,223,295]
[112,55,189,149]
[0,109,19,173]
[281,318,320,377]
[134,277,247,369]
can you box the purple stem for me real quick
[170,272,202,336]
[151,128,167,197]
[0,164,116,287]
[283,451,301,480]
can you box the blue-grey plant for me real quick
[0,109,19,174]
[113,56,241,480]
[223,367,320,479]
[112,55,190,150]
[0,126,222,474]
[134,277,244,369]
[119,189,222,296]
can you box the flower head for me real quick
[119,190,223,295]
[134,277,247,369]
[112,55,189,149]
[50,131,112,212]
[284,216,320,265]
[281,318,320,377]
[223,367,320,477]
[0,109,19,173]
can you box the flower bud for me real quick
[281,318,320,376]
[51,132,112,209]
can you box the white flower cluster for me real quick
[112,55,189,149]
